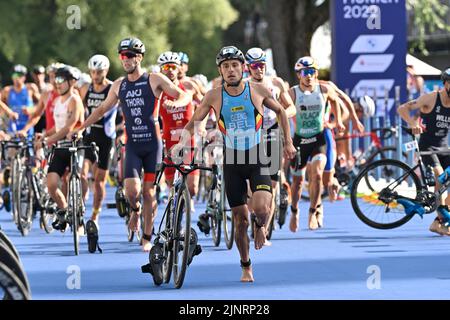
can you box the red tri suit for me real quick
[158,82,198,180]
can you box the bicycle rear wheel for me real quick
[17,170,33,236]
[0,262,30,300]
[172,187,191,289]
[351,159,421,229]
[221,179,234,250]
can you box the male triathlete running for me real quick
[244,47,296,239]
[171,46,296,282]
[288,56,344,232]
[77,54,117,252]
[398,67,450,236]
[71,37,191,252]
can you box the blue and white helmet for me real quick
[178,52,189,64]
[245,48,266,64]
[294,56,318,72]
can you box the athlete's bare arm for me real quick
[321,83,344,132]
[1,87,10,104]
[0,99,16,119]
[79,83,90,103]
[398,92,435,134]
[252,83,295,159]
[273,77,296,118]
[179,88,220,140]
[150,73,192,108]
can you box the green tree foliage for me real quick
[0,0,237,84]
[167,0,238,79]
[407,0,450,55]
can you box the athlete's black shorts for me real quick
[419,139,450,170]
[125,140,163,182]
[290,131,327,174]
[48,142,84,177]
[83,128,114,170]
[223,146,272,208]
[263,124,281,182]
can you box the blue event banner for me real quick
[331,0,407,117]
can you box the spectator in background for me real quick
[407,64,425,99]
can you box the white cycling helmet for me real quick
[46,62,66,74]
[157,51,181,66]
[192,74,208,87]
[88,54,110,70]
[359,95,376,117]
[76,73,92,88]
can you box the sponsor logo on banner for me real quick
[351,79,395,97]
[350,54,394,73]
[350,34,394,54]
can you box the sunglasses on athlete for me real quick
[55,76,67,84]
[299,68,317,77]
[249,62,266,70]
[119,51,138,60]
[161,64,178,72]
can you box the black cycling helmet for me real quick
[55,65,80,81]
[441,67,450,84]
[32,65,45,74]
[12,64,27,75]
[216,46,245,66]
[117,37,146,55]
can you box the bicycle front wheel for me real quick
[69,177,80,255]
[0,262,30,300]
[0,242,30,294]
[11,158,21,226]
[208,187,221,247]
[172,187,191,289]
[162,198,174,284]
[0,230,20,260]
[351,159,421,229]
[221,180,234,250]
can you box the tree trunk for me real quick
[265,0,329,85]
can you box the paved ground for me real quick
[2,186,450,300]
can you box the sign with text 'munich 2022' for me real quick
[331,0,407,117]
